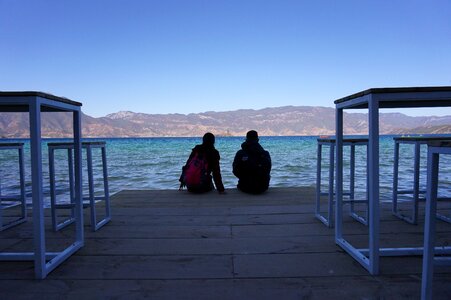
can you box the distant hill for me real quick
[1,106,451,138]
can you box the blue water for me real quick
[1,136,451,203]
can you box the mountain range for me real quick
[1,106,451,138]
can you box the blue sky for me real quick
[1,0,450,117]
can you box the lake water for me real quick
[1,136,451,204]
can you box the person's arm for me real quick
[211,151,225,193]
[265,151,272,171]
[186,149,195,164]
[232,151,242,178]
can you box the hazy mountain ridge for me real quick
[1,106,451,138]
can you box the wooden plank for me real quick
[1,275,451,300]
[231,219,451,238]
[0,255,234,280]
[106,213,311,226]
[233,252,432,278]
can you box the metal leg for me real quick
[49,147,75,231]
[349,144,355,202]
[316,141,335,227]
[68,148,75,220]
[413,142,421,224]
[90,144,111,231]
[365,144,370,224]
[421,148,439,300]
[18,146,26,221]
[49,147,57,231]
[101,145,111,227]
[73,110,84,244]
[315,143,322,221]
[433,143,451,223]
[29,99,46,279]
[0,165,2,230]
[335,108,343,237]
[393,141,400,216]
[348,144,357,219]
[86,145,96,231]
[368,97,380,275]
[327,144,335,228]
[349,144,368,226]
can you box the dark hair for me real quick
[202,132,215,146]
[246,130,259,141]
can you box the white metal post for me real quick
[368,96,380,275]
[68,148,75,220]
[29,98,46,279]
[316,143,322,217]
[350,144,355,201]
[101,146,111,221]
[0,161,2,228]
[335,108,343,238]
[349,144,355,216]
[48,147,57,230]
[328,143,335,227]
[365,144,370,223]
[421,148,439,300]
[73,110,84,243]
[86,145,96,230]
[393,141,400,215]
[413,142,421,224]
[18,146,26,219]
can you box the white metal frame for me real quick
[393,137,451,224]
[334,87,451,275]
[316,138,369,227]
[421,143,451,300]
[0,92,84,279]
[48,141,111,231]
[0,143,27,231]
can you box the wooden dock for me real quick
[0,187,450,299]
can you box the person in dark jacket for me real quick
[180,132,225,194]
[233,130,271,194]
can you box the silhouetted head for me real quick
[246,130,259,142]
[202,132,215,146]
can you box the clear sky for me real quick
[1,0,450,117]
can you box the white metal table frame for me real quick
[334,86,451,275]
[48,141,111,232]
[0,143,26,231]
[316,138,369,227]
[0,91,83,279]
[393,136,451,225]
[421,142,451,300]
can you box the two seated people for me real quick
[179,130,271,194]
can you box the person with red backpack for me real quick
[179,132,225,194]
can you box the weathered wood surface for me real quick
[0,187,450,299]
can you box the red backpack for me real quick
[180,151,210,190]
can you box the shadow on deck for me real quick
[0,187,450,299]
